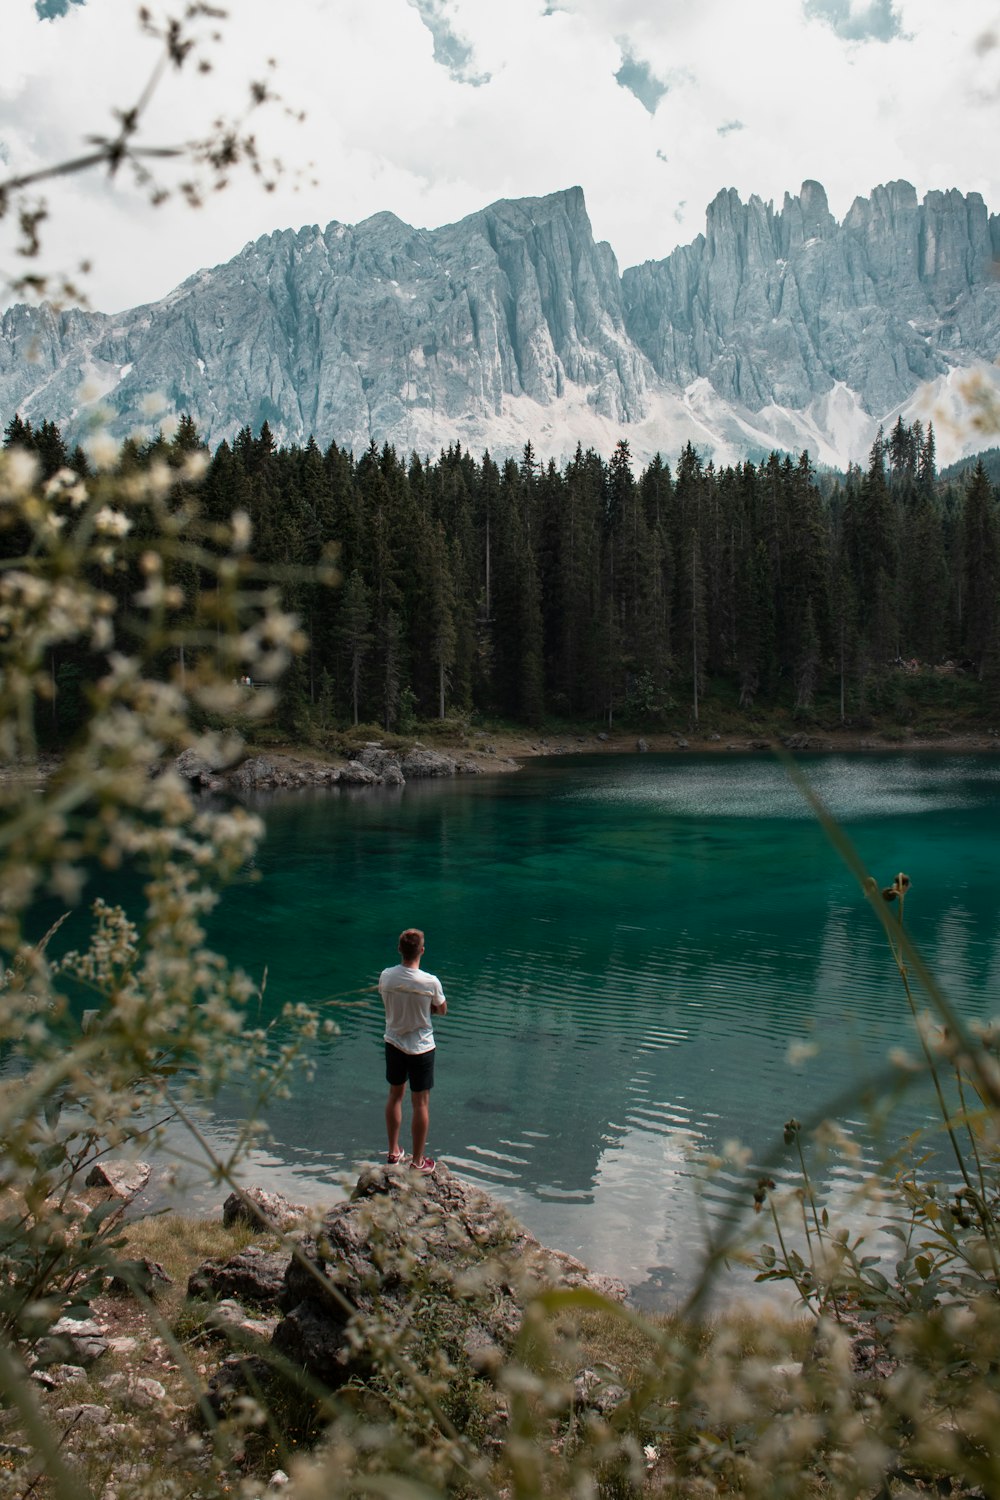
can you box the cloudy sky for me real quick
[2,0,1000,312]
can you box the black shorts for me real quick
[385,1043,435,1092]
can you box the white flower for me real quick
[94,506,132,537]
[1,448,40,494]
[182,450,208,482]
[722,1137,752,1168]
[86,430,120,470]
[140,390,169,418]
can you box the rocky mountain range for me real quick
[1,179,998,469]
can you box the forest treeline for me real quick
[5,411,1000,739]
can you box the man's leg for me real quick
[410,1089,430,1164]
[386,1083,406,1157]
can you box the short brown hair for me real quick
[398,928,424,962]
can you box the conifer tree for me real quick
[960,461,999,674]
[338,569,374,725]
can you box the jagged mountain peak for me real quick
[1,180,997,470]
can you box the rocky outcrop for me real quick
[0,187,645,459]
[195,1165,626,1392]
[4,181,999,469]
[183,744,500,798]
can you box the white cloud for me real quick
[1,0,999,311]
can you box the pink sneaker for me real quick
[409,1156,436,1174]
[387,1150,406,1165]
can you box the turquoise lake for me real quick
[119,753,1000,1304]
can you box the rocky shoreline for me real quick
[4,725,999,800]
[27,1165,628,1494]
[173,741,515,794]
[173,725,1000,797]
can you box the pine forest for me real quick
[6,411,997,741]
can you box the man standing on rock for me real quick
[379,928,447,1173]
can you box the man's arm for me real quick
[431,981,447,1016]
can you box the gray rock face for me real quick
[0,186,644,455]
[621,179,1000,419]
[2,180,998,468]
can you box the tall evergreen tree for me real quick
[959,462,999,674]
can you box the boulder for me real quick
[357,746,405,783]
[453,756,484,775]
[101,1373,168,1412]
[108,1258,172,1298]
[55,1403,110,1429]
[400,748,457,778]
[38,1318,109,1368]
[228,756,277,790]
[84,1161,151,1200]
[338,760,380,786]
[222,1187,307,1232]
[188,1246,289,1309]
[202,1299,280,1344]
[31,1364,85,1390]
[173,749,225,790]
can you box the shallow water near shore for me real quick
[118,753,1000,1303]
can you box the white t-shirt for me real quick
[379,963,446,1055]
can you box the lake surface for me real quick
[108,753,1000,1304]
